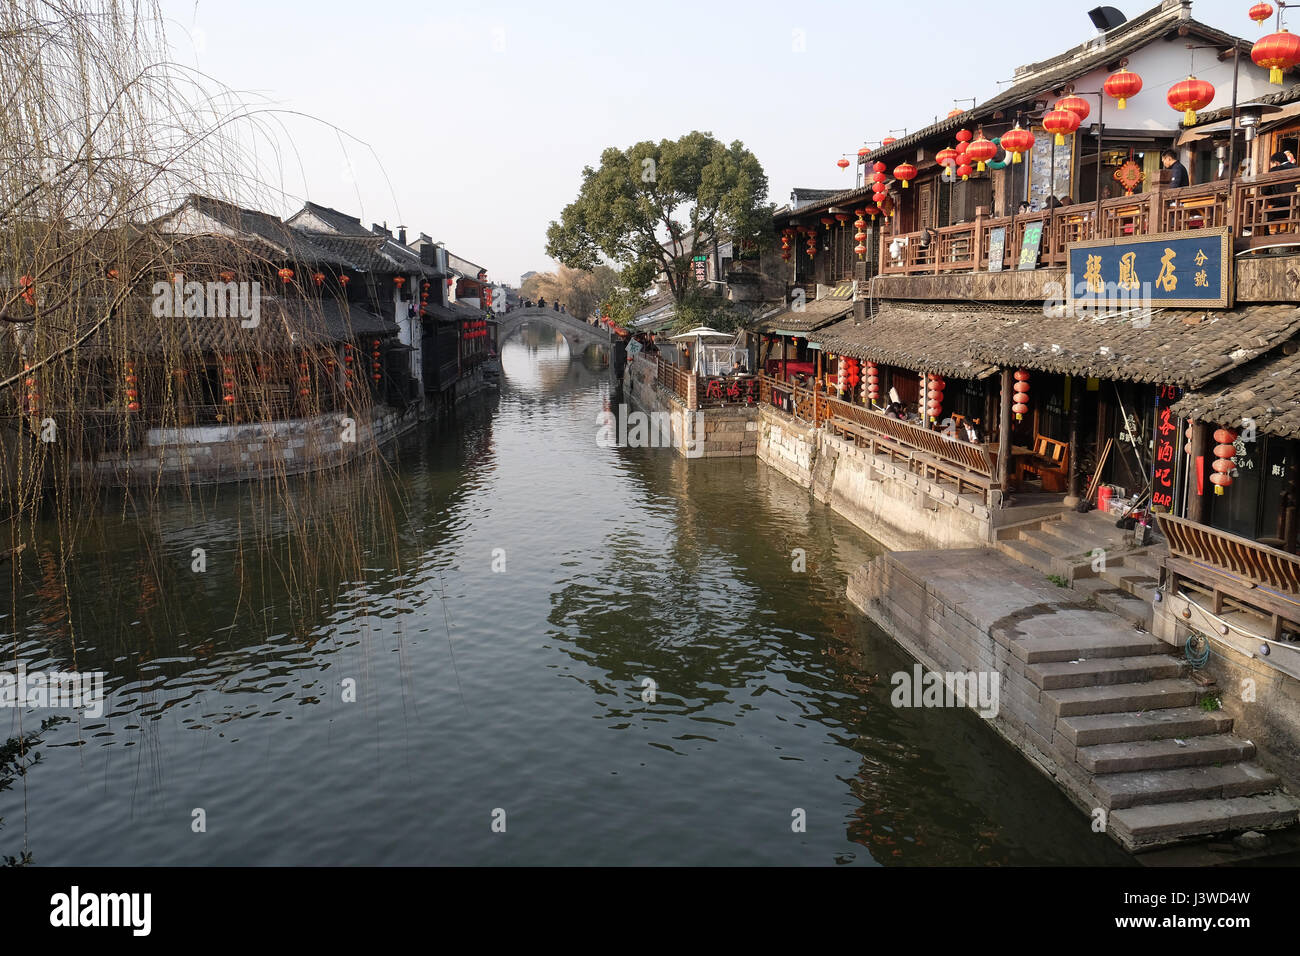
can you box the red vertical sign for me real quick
[1152,385,1180,511]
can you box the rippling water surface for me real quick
[1,323,1131,865]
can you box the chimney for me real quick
[397,225,407,245]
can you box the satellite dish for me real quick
[1087,6,1126,31]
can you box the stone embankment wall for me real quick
[1153,596,1300,796]
[756,404,989,552]
[623,354,757,458]
[75,404,419,486]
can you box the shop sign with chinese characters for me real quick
[1066,228,1231,310]
[1152,385,1182,511]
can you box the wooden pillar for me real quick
[996,368,1013,499]
[1066,375,1082,504]
[1187,421,1211,524]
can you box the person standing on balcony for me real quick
[1161,149,1189,189]
[1265,150,1297,235]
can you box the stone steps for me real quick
[1092,763,1283,811]
[1077,734,1255,774]
[1046,679,1202,717]
[852,547,1298,854]
[996,537,1057,575]
[1058,707,1233,747]
[1011,631,1165,665]
[1027,654,1184,691]
[1109,793,1300,850]
[1072,577,1154,629]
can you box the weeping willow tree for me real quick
[0,1,416,858]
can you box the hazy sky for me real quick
[160,0,1255,284]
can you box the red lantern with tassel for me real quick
[1043,107,1080,146]
[1252,30,1300,85]
[893,162,917,188]
[1167,76,1215,124]
[965,132,997,172]
[837,156,850,170]
[1000,124,1035,164]
[865,361,879,404]
[1211,427,1238,494]
[1056,95,1091,124]
[1250,2,1274,26]
[1104,68,1143,110]
[1012,369,1030,420]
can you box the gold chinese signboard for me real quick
[1066,227,1232,310]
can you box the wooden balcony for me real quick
[877,169,1300,277]
[757,375,999,502]
[656,356,696,409]
[1157,513,1300,639]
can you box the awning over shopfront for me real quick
[965,304,1300,387]
[1172,344,1300,440]
[816,304,1001,380]
[818,302,1300,386]
[752,294,853,337]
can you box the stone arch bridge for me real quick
[495,306,612,352]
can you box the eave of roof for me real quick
[859,8,1247,169]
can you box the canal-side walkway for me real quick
[848,547,1300,853]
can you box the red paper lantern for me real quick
[1012,369,1030,420]
[1043,108,1080,146]
[1251,2,1274,25]
[935,147,958,169]
[957,163,974,181]
[955,129,972,145]
[1252,30,1300,85]
[1104,68,1143,110]
[965,133,997,172]
[1211,427,1238,494]
[1056,95,1091,124]
[1167,75,1215,124]
[857,146,870,159]
[882,137,897,146]
[893,162,918,188]
[837,157,850,170]
[1000,124,1035,164]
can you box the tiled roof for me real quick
[752,295,853,334]
[818,305,1002,379]
[176,195,355,269]
[1172,345,1300,439]
[817,301,1300,385]
[79,295,396,355]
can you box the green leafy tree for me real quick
[546,131,773,314]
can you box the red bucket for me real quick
[1097,485,1113,512]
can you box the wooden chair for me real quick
[1018,434,1070,492]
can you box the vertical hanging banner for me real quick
[1152,384,1181,511]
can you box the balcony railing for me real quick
[656,356,696,408]
[821,394,997,498]
[1157,513,1300,639]
[878,170,1300,276]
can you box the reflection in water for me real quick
[0,323,1133,865]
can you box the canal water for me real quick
[0,323,1132,866]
